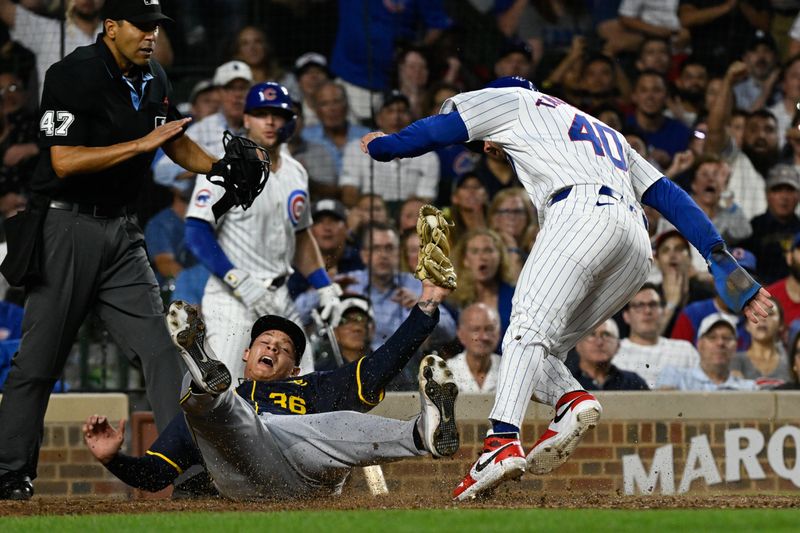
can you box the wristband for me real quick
[308,267,332,289]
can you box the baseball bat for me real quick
[312,308,389,495]
[363,465,389,496]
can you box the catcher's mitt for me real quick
[208,130,271,221]
[416,205,457,290]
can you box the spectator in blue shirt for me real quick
[627,70,691,169]
[568,319,649,391]
[144,188,199,289]
[301,81,369,178]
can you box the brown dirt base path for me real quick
[2,489,799,517]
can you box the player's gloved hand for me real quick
[706,244,761,313]
[317,282,343,326]
[223,268,269,311]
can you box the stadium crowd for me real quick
[2,0,800,395]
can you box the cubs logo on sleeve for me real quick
[194,188,213,208]
[287,189,308,227]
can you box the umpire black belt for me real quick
[49,200,126,218]
[547,185,622,206]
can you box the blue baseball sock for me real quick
[491,420,520,435]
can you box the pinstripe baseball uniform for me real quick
[186,150,313,379]
[441,88,661,425]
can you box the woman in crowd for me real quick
[399,227,421,275]
[231,25,298,97]
[488,188,537,280]
[449,229,516,347]
[446,173,488,247]
[395,46,430,120]
[732,299,792,388]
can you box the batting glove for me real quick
[223,268,269,311]
[317,283,343,326]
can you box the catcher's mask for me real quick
[245,82,297,143]
[209,130,271,217]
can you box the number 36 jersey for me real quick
[441,88,664,214]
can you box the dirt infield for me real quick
[2,489,799,517]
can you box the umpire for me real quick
[0,0,221,500]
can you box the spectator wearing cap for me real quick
[742,164,800,284]
[732,296,792,388]
[568,319,649,391]
[688,153,752,246]
[650,229,714,336]
[766,232,800,330]
[340,91,439,212]
[185,80,220,122]
[153,60,252,189]
[657,314,757,390]
[287,199,364,299]
[671,247,757,349]
[734,30,780,112]
[301,81,369,178]
[294,52,332,128]
[615,283,700,389]
[770,55,800,150]
[313,295,375,372]
[493,38,534,81]
[448,303,502,394]
[329,0,451,123]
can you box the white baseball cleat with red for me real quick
[452,431,526,501]
[526,390,602,475]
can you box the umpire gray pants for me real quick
[181,380,424,500]
[0,209,182,478]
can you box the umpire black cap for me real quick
[102,0,174,24]
[250,315,306,364]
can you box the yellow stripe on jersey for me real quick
[356,357,384,406]
[145,450,183,474]
[179,390,191,405]
[250,381,259,414]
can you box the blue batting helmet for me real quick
[244,82,297,142]
[486,76,536,91]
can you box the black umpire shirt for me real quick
[30,34,182,206]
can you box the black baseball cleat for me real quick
[167,301,231,395]
[0,472,34,500]
[418,354,460,457]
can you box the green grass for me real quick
[3,509,800,533]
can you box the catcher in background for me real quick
[184,81,343,378]
[83,206,461,500]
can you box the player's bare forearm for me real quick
[164,133,216,175]
[418,280,451,316]
[293,228,326,276]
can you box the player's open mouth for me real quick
[258,356,274,367]
[139,48,153,56]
